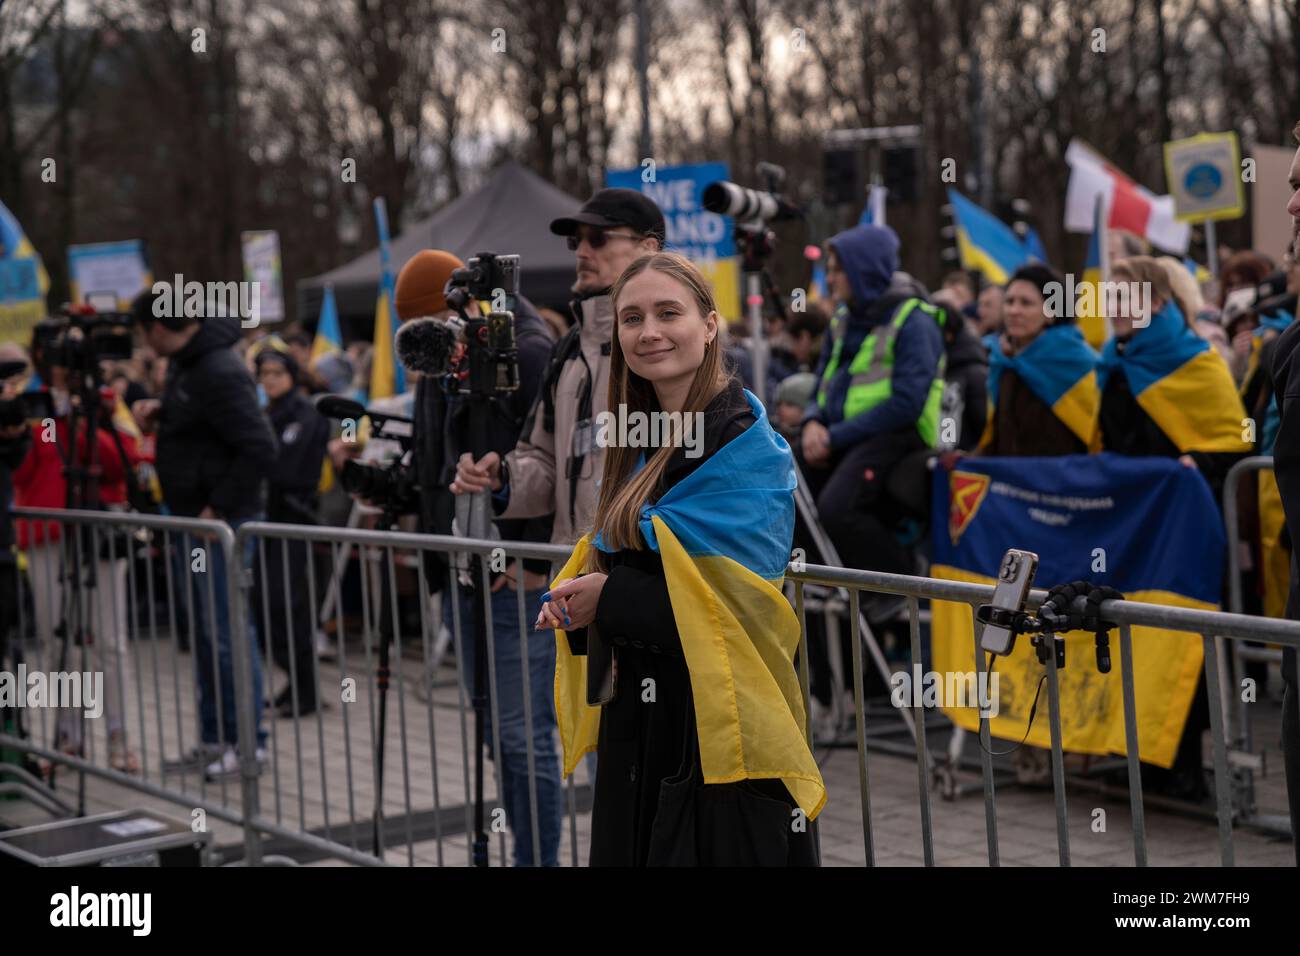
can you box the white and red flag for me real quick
[1064,139,1190,253]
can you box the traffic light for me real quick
[822,147,863,206]
[883,145,921,203]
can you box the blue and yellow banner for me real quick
[553,389,826,818]
[931,453,1223,767]
[606,162,740,320]
[1097,301,1250,453]
[983,324,1100,449]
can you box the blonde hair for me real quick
[1112,255,1185,326]
[1156,256,1203,326]
[588,252,729,566]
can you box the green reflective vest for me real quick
[816,297,946,446]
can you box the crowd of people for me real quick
[1,167,1298,867]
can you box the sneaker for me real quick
[163,743,226,773]
[204,746,268,781]
[315,630,337,662]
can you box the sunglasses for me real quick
[566,229,642,251]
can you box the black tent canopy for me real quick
[297,160,583,334]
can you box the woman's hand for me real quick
[451,451,502,494]
[534,573,607,630]
[801,421,831,467]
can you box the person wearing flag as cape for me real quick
[975,263,1101,457]
[1098,255,1251,501]
[537,251,824,866]
[1098,254,1251,802]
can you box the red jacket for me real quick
[13,417,140,548]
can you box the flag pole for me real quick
[1096,191,1113,342]
[1205,219,1218,278]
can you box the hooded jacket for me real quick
[495,291,614,546]
[156,317,276,519]
[801,225,944,452]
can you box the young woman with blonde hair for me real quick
[538,251,824,866]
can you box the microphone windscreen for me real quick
[395,317,455,376]
[315,393,367,421]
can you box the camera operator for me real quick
[0,344,33,672]
[131,290,277,780]
[451,188,665,546]
[392,249,560,866]
[11,330,143,773]
[251,343,329,717]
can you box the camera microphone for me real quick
[395,316,459,377]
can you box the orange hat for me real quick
[394,249,465,319]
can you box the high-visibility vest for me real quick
[816,297,946,446]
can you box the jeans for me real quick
[183,515,266,749]
[445,581,562,866]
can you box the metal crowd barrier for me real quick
[3,506,1298,867]
[1222,455,1295,835]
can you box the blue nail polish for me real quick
[541,591,551,602]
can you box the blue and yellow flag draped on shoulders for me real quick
[1097,301,1249,453]
[932,452,1223,767]
[553,389,826,819]
[982,324,1101,449]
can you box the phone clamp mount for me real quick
[976,581,1123,674]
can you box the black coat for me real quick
[264,390,330,524]
[567,376,819,866]
[944,321,988,451]
[414,295,555,583]
[981,368,1086,458]
[1267,313,1300,863]
[156,319,277,519]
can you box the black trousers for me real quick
[793,427,924,576]
[1283,647,1300,866]
[252,536,318,709]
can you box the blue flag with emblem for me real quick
[931,452,1222,767]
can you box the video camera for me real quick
[394,251,521,399]
[0,358,55,434]
[33,304,135,373]
[315,394,418,516]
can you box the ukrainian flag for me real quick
[981,324,1100,449]
[312,285,343,364]
[947,188,1033,286]
[1097,301,1250,453]
[369,199,405,401]
[0,199,49,293]
[932,453,1223,767]
[0,199,50,341]
[1076,200,1109,349]
[552,389,826,820]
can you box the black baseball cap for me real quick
[550,188,666,243]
